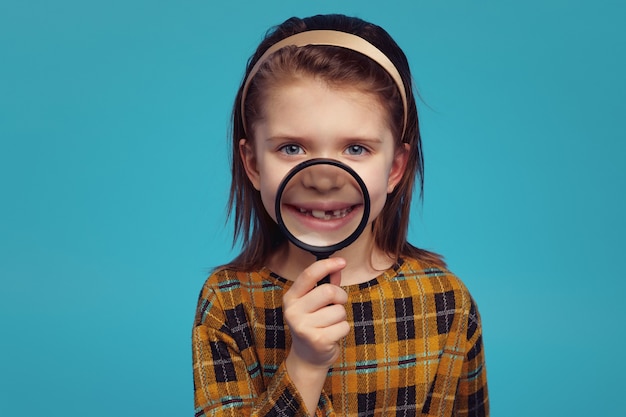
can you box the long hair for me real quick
[224,14,444,270]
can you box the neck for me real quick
[267,231,395,286]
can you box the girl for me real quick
[193,14,488,417]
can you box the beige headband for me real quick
[240,30,408,138]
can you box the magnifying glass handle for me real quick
[315,253,333,286]
[317,275,331,286]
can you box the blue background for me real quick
[1,1,624,415]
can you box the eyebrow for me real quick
[265,135,384,144]
[346,136,384,143]
[265,136,305,142]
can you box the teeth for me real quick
[303,207,352,220]
[311,210,327,219]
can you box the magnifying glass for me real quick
[275,158,371,285]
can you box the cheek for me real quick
[361,176,391,222]
[258,182,277,221]
[258,169,284,222]
[260,188,277,221]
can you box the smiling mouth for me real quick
[297,206,354,220]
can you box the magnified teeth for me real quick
[299,207,353,219]
[311,209,326,219]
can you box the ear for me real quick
[387,142,410,193]
[239,138,261,190]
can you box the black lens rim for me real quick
[274,158,371,259]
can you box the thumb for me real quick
[288,257,346,299]
[328,262,343,287]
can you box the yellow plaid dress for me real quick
[192,257,488,416]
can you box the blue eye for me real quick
[279,144,304,155]
[345,145,366,156]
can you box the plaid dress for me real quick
[192,257,488,416]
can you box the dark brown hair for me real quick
[224,14,444,270]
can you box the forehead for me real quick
[253,76,394,142]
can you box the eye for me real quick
[278,144,304,155]
[345,144,367,156]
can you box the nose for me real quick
[300,163,347,193]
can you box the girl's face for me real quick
[241,76,408,252]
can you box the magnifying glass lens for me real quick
[279,163,364,248]
[275,159,371,261]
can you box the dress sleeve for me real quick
[192,282,323,417]
[454,297,489,417]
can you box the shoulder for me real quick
[396,257,468,291]
[194,267,274,328]
[397,257,484,343]
[196,266,286,310]
[201,266,279,292]
[395,257,477,312]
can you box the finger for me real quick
[318,320,351,344]
[287,257,346,299]
[328,267,342,287]
[308,304,347,328]
[301,284,348,312]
